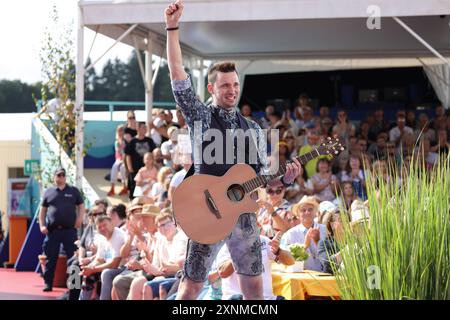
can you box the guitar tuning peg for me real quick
[340,147,345,151]
[327,137,331,140]
[335,151,338,154]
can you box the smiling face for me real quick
[207,71,240,109]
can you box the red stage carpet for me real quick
[0,269,66,300]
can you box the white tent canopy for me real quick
[74,0,450,187]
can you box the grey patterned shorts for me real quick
[183,213,263,283]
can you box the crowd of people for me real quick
[47,96,449,300]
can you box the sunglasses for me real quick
[267,188,284,195]
[56,173,66,177]
[158,221,174,228]
[128,116,135,120]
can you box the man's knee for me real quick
[176,277,204,300]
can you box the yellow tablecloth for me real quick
[271,264,340,300]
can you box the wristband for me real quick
[166,26,179,31]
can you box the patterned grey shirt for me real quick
[171,76,268,174]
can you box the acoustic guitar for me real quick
[172,137,344,244]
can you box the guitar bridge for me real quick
[204,190,222,219]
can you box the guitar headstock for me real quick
[317,137,345,157]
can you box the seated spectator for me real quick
[358,121,372,145]
[152,148,165,171]
[298,127,329,179]
[108,125,128,196]
[79,215,126,300]
[415,138,439,171]
[168,156,192,202]
[285,164,312,204]
[278,196,327,271]
[333,181,360,212]
[256,180,295,238]
[307,159,338,202]
[216,235,284,300]
[340,155,367,200]
[320,117,333,137]
[332,109,355,146]
[259,104,275,129]
[66,206,104,300]
[134,152,158,199]
[398,132,415,158]
[150,167,173,204]
[369,108,390,141]
[111,202,159,300]
[319,106,330,121]
[283,129,299,158]
[317,212,344,274]
[142,211,187,300]
[415,113,436,143]
[150,109,169,147]
[295,105,315,131]
[430,128,449,156]
[107,204,127,230]
[240,103,255,122]
[389,115,413,145]
[160,127,179,168]
[316,201,338,224]
[128,210,187,300]
[368,133,388,160]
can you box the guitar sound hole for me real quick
[227,184,245,202]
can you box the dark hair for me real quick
[207,61,238,84]
[345,154,362,173]
[111,204,127,220]
[138,121,146,128]
[316,158,331,172]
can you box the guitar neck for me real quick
[242,148,322,193]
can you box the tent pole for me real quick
[75,3,85,190]
[145,33,153,124]
[197,58,205,102]
[393,17,450,67]
[85,24,138,72]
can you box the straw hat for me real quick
[141,204,161,217]
[291,195,319,216]
[128,197,145,213]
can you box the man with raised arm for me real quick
[165,0,301,300]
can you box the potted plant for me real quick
[288,243,309,272]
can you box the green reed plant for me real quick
[334,154,450,300]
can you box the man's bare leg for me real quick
[238,274,264,300]
[176,277,204,300]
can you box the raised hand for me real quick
[165,0,184,28]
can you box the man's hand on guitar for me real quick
[165,0,184,28]
[282,157,302,185]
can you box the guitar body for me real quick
[172,163,260,244]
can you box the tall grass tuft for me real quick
[335,154,450,300]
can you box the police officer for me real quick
[39,167,86,292]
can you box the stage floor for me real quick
[0,268,66,300]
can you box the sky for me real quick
[0,0,133,84]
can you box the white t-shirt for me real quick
[216,236,276,300]
[152,229,188,269]
[389,126,413,143]
[170,169,187,188]
[280,222,327,272]
[96,227,126,265]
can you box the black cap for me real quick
[54,167,66,175]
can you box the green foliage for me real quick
[335,155,450,300]
[289,243,309,261]
[0,80,42,113]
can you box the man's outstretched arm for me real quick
[165,0,188,81]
